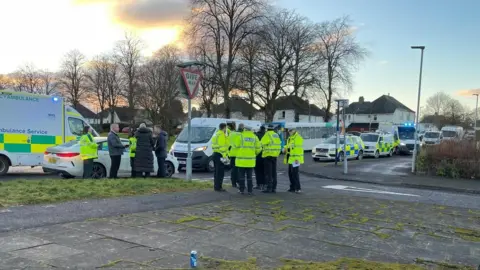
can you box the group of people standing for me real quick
[79,123,169,179]
[211,123,304,194]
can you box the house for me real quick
[201,96,262,120]
[75,104,100,125]
[271,96,325,123]
[339,95,415,132]
[99,107,152,125]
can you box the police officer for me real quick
[284,128,304,193]
[234,125,262,195]
[212,123,228,192]
[254,126,266,190]
[128,129,137,178]
[79,126,98,179]
[261,125,282,193]
[228,122,238,188]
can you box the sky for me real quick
[1,0,479,112]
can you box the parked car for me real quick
[42,137,179,178]
[311,135,365,161]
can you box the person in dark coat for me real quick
[134,123,154,178]
[254,126,266,190]
[154,126,168,178]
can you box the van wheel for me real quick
[165,161,174,178]
[0,156,10,176]
[389,150,393,157]
[374,150,380,159]
[91,163,106,179]
[395,147,400,155]
[205,157,215,173]
[338,152,345,162]
[357,151,363,160]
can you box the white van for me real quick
[0,90,98,175]
[423,131,442,145]
[441,126,464,141]
[169,118,262,172]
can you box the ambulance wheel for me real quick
[374,150,380,159]
[205,158,215,173]
[357,151,363,160]
[0,156,9,176]
[389,150,394,157]
[92,163,106,179]
[395,147,400,155]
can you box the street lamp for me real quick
[473,94,479,130]
[411,45,425,174]
[176,60,205,181]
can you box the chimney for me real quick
[359,96,364,103]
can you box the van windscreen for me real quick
[176,126,217,143]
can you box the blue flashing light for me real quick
[403,122,415,127]
[52,96,59,102]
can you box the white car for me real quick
[42,137,179,179]
[312,135,365,161]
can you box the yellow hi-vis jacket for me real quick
[129,137,137,158]
[284,132,304,164]
[79,133,98,160]
[261,130,282,158]
[234,130,261,168]
[228,130,240,157]
[212,130,228,158]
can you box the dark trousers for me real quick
[264,157,277,191]
[156,156,166,178]
[254,156,265,186]
[230,157,238,187]
[109,155,121,179]
[288,164,301,191]
[83,159,93,179]
[130,157,136,178]
[213,152,224,190]
[238,167,253,193]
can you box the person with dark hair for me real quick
[212,123,228,191]
[107,123,124,179]
[134,123,155,178]
[79,126,97,179]
[261,125,282,193]
[254,126,266,190]
[227,122,238,188]
[284,128,304,193]
[128,128,137,178]
[154,125,168,178]
[234,125,262,195]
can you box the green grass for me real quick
[99,133,176,149]
[0,178,212,208]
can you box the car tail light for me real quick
[44,151,50,155]
[56,152,80,158]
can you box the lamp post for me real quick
[411,46,425,173]
[176,60,205,181]
[473,94,479,130]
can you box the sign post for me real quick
[334,99,349,174]
[178,68,203,181]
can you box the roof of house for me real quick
[212,96,257,117]
[344,95,414,114]
[99,107,137,122]
[75,103,97,119]
[274,96,326,117]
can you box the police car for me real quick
[360,132,394,158]
[312,135,365,161]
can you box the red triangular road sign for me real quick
[180,68,203,99]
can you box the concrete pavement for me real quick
[0,192,478,269]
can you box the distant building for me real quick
[201,96,262,120]
[337,95,415,132]
[270,96,326,123]
[75,104,100,125]
[98,107,152,125]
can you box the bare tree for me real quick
[59,50,87,108]
[86,56,109,126]
[103,57,123,124]
[11,64,40,93]
[137,45,181,126]
[38,70,59,95]
[254,10,296,121]
[114,32,143,125]
[187,0,265,118]
[0,74,11,89]
[314,16,367,121]
[424,92,452,116]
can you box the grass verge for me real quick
[0,178,212,208]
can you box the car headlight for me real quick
[329,148,336,152]
[193,146,207,151]
[400,143,406,146]
[312,147,316,152]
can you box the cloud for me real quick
[378,60,388,65]
[457,88,480,97]
[75,0,189,28]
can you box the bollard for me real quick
[190,250,197,268]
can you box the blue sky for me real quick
[279,0,480,111]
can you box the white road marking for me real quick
[0,209,12,213]
[322,185,420,197]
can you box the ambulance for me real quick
[0,90,98,175]
[169,118,262,172]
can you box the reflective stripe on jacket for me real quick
[129,137,137,157]
[234,130,262,168]
[212,130,228,157]
[79,133,98,160]
[261,130,282,158]
[283,132,304,164]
